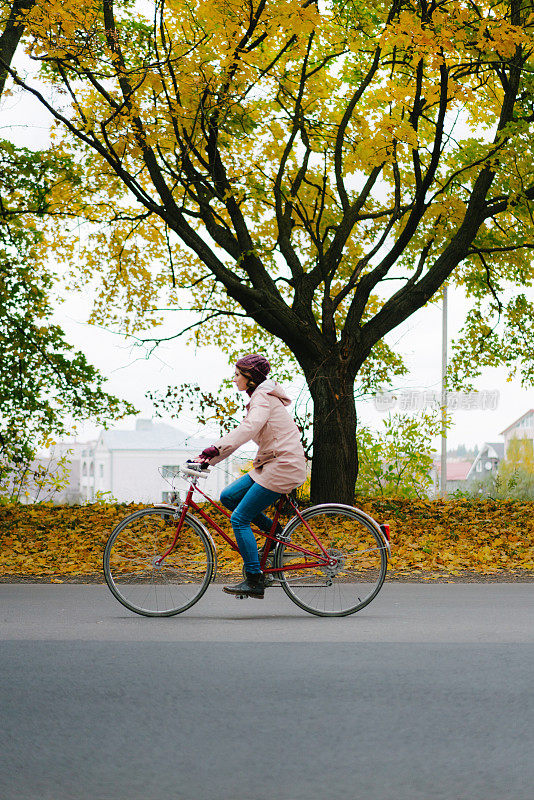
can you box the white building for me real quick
[52,419,241,503]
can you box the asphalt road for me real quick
[1,583,533,800]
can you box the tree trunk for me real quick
[0,1,36,99]
[305,359,358,505]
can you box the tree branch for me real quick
[334,45,382,213]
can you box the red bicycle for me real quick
[103,465,390,617]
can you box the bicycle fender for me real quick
[346,505,392,558]
[283,503,391,559]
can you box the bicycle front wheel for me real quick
[275,504,388,617]
[103,507,215,616]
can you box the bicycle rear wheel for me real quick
[275,504,388,617]
[103,507,215,616]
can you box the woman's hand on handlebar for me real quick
[188,446,219,470]
[186,457,210,471]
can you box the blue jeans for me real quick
[219,474,280,574]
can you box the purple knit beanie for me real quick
[235,353,271,386]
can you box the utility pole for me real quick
[440,283,448,496]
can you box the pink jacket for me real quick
[208,380,307,493]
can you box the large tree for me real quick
[4,0,534,502]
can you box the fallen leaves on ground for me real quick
[0,498,532,579]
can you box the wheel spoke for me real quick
[103,509,214,616]
[276,506,387,617]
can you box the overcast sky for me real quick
[3,68,533,453]
[51,274,533,453]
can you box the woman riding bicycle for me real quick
[194,353,307,599]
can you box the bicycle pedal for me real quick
[235,593,248,600]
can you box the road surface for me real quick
[1,583,532,799]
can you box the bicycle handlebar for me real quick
[181,463,210,480]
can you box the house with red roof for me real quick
[433,459,473,494]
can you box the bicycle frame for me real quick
[155,475,334,576]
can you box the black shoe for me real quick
[223,572,265,599]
